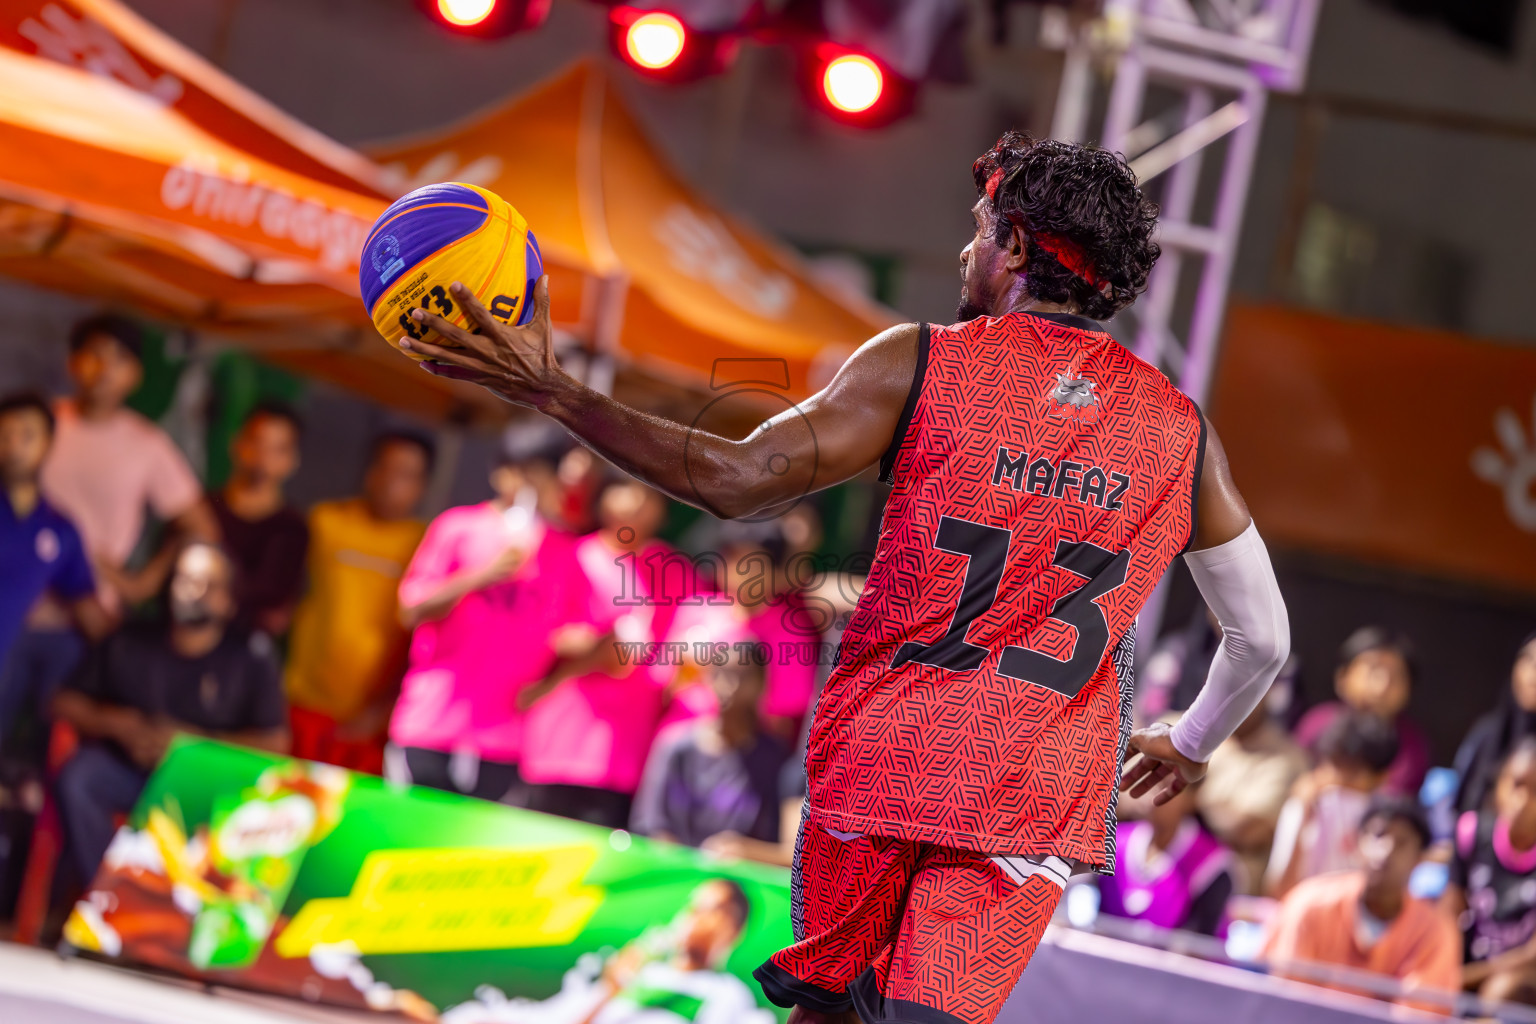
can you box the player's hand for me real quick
[398,277,571,408]
[1120,721,1208,805]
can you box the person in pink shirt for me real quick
[388,442,589,803]
[519,478,683,828]
[41,315,218,609]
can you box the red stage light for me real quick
[803,44,912,127]
[437,0,496,27]
[624,12,687,70]
[420,0,547,37]
[822,53,883,114]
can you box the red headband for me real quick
[984,166,1102,288]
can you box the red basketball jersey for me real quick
[806,310,1205,869]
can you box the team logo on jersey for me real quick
[1048,372,1100,424]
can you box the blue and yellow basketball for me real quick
[359,182,543,360]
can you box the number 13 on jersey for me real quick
[891,515,1131,699]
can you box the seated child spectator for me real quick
[1295,627,1430,796]
[1267,710,1399,896]
[631,653,784,848]
[1444,736,1536,1001]
[1454,633,1536,817]
[51,542,288,881]
[1264,796,1460,1010]
[1099,779,1235,936]
[208,403,309,636]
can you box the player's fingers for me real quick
[1151,774,1187,806]
[405,314,484,363]
[410,307,474,345]
[447,282,502,345]
[532,275,551,329]
[1118,754,1152,791]
[398,333,473,367]
[1125,764,1161,799]
[1127,761,1171,800]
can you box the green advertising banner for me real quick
[63,738,793,1023]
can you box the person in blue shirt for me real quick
[0,392,112,745]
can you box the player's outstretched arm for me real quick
[1121,424,1291,804]
[400,278,919,519]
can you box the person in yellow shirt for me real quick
[285,431,431,773]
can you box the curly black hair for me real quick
[972,132,1160,320]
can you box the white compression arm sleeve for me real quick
[1167,521,1291,763]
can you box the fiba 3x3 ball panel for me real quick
[360,182,543,360]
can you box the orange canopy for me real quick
[0,0,388,197]
[0,10,893,420]
[369,59,898,400]
[0,33,511,420]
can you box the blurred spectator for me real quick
[632,653,784,847]
[702,574,857,869]
[51,542,287,881]
[520,479,679,828]
[16,316,215,733]
[388,442,588,803]
[208,403,308,636]
[1453,632,1536,817]
[1445,736,1536,1000]
[663,520,819,745]
[284,432,430,774]
[1267,710,1399,896]
[552,444,603,535]
[0,393,111,743]
[1263,796,1460,1011]
[1295,627,1430,796]
[702,755,807,869]
[779,503,824,561]
[1098,780,1235,936]
[1198,686,1309,893]
[40,314,217,609]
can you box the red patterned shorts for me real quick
[755,811,1068,1024]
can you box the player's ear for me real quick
[1005,224,1029,273]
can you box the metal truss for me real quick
[1050,0,1321,398]
[1044,0,1322,650]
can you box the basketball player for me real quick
[399,132,1291,1024]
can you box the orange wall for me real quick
[1212,304,1536,592]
